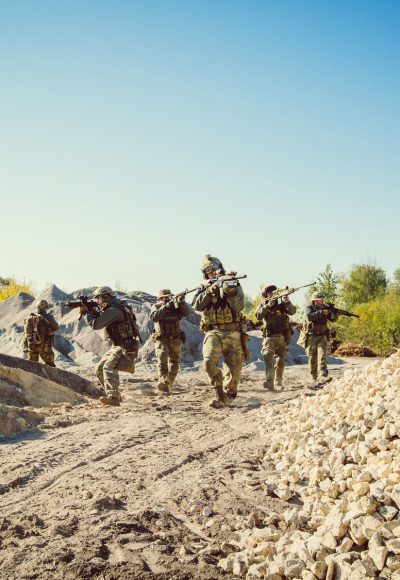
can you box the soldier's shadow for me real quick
[229,397,262,409]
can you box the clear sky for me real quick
[1,0,399,298]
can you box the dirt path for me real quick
[0,358,372,579]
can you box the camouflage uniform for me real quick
[24,300,59,366]
[83,287,139,405]
[305,294,338,380]
[255,287,296,389]
[192,256,245,408]
[150,289,190,394]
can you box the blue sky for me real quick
[1,1,399,298]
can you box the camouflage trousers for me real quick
[203,330,243,396]
[28,344,56,367]
[154,336,182,387]
[261,334,288,387]
[305,335,328,379]
[96,346,136,399]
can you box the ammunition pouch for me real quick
[200,321,241,333]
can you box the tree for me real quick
[341,264,387,309]
[391,268,400,296]
[312,264,339,303]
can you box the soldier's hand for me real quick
[323,309,330,316]
[177,293,185,302]
[207,283,219,295]
[282,295,290,303]
[79,304,88,315]
[222,281,236,295]
[268,299,277,307]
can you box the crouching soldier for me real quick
[80,286,140,406]
[256,285,296,390]
[150,289,190,394]
[24,299,59,366]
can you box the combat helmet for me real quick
[93,286,115,298]
[158,289,172,298]
[262,284,277,297]
[36,299,49,312]
[311,291,325,301]
[201,255,225,277]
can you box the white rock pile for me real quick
[219,351,400,579]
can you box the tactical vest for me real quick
[200,295,240,331]
[105,301,139,351]
[24,313,52,348]
[262,303,290,337]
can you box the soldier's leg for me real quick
[222,331,243,398]
[155,339,170,392]
[28,350,39,362]
[274,335,287,386]
[318,336,329,376]
[305,336,318,380]
[203,331,223,387]
[261,337,276,389]
[203,331,226,407]
[40,347,56,367]
[101,346,123,403]
[168,338,182,388]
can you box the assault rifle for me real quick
[64,295,100,318]
[161,287,201,309]
[210,273,247,288]
[263,282,315,301]
[325,303,359,319]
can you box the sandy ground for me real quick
[0,358,372,579]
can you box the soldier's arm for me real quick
[284,301,297,315]
[150,302,172,322]
[226,284,244,313]
[178,301,191,317]
[84,307,123,330]
[328,310,339,322]
[192,287,212,311]
[45,313,59,332]
[306,306,325,322]
[255,301,269,321]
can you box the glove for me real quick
[222,281,236,295]
[207,283,220,295]
[282,295,290,303]
[323,309,330,316]
[177,293,185,302]
[268,299,277,307]
[79,304,88,315]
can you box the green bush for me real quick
[336,289,400,354]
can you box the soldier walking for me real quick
[23,299,59,366]
[80,286,140,406]
[150,289,191,394]
[192,255,245,409]
[255,285,296,390]
[303,292,338,382]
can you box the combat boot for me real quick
[157,380,170,395]
[263,380,275,391]
[209,385,227,409]
[100,396,120,407]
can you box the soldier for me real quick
[23,299,59,366]
[255,285,297,390]
[192,255,245,409]
[304,292,338,382]
[80,286,140,406]
[150,289,191,394]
